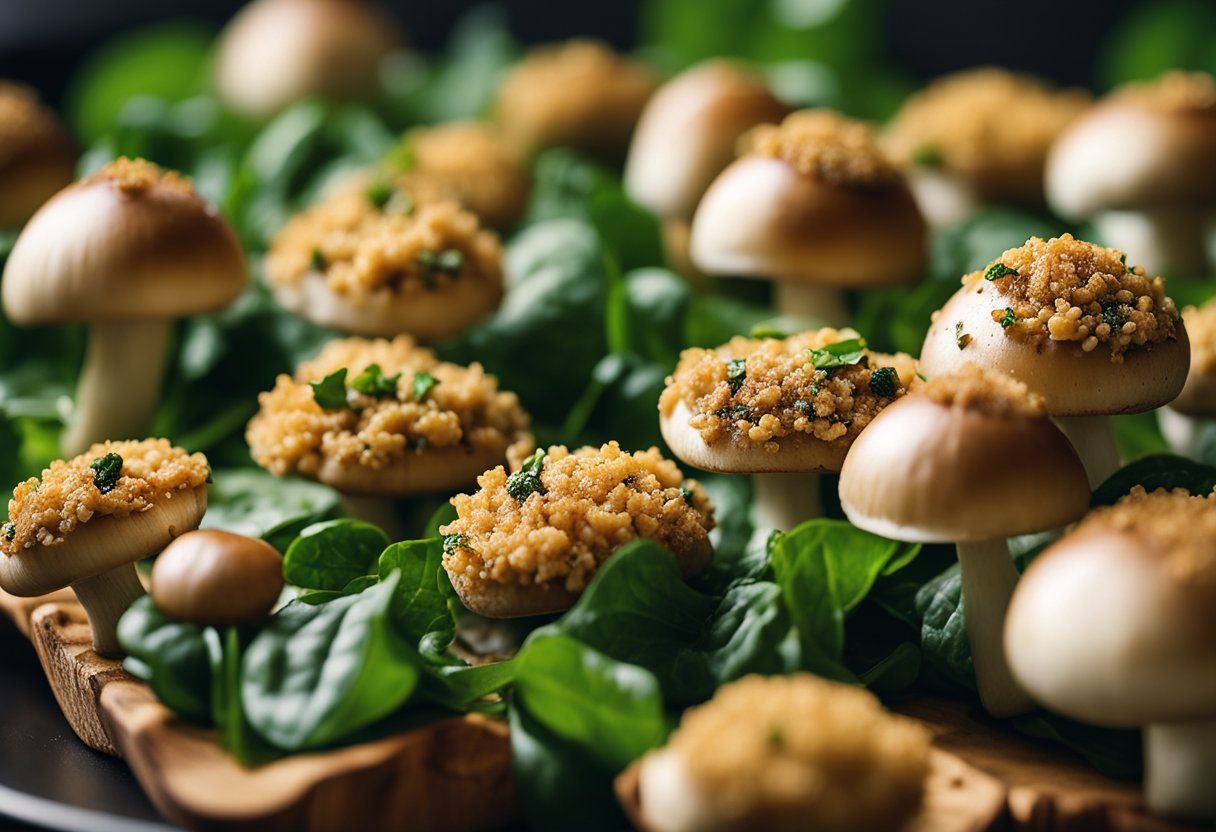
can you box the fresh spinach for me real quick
[377,538,459,655]
[283,519,390,592]
[117,596,212,723]
[200,469,340,550]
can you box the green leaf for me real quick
[310,368,348,409]
[1091,454,1216,506]
[506,449,547,501]
[377,538,458,653]
[283,519,391,593]
[983,262,1018,281]
[350,364,400,398]
[411,371,438,402]
[201,469,339,548]
[913,563,975,693]
[806,338,867,370]
[89,452,123,494]
[117,596,212,722]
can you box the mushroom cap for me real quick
[0,484,207,597]
[1046,75,1216,218]
[624,60,789,222]
[214,0,405,119]
[689,154,926,289]
[1171,301,1216,417]
[2,160,246,327]
[919,279,1190,416]
[0,82,75,228]
[1006,524,1216,726]
[151,530,284,626]
[838,387,1090,543]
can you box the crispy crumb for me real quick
[1,439,209,554]
[82,157,194,196]
[1182,300,1216,376]
[246,335,532,477]
[441,442,714,593]
[660,674,930,832]
[971,234,1179,362]
[659,329,918,451]
[743,110,900,187]
[0,83,66,167]
[266,195,503,299]
[921,363,1046,418]
[885,67,1089,200]
[1114,70,1216,112]
[1077,486,1216,588]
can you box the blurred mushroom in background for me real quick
[0,82,75,230]
[1159,298,1216,457]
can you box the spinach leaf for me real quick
[201,469,340,550]
[242,573,420,751]
[117,595,212,722]
[620,269,692,366]
[283,519,390,592]
[913,563,975,694]
[1091,454,1216,506]
[377,538,458,655]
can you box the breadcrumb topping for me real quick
[1182,300,1216,376]
[922,363,1046,418]
[885,68,1088,198]
[82,157,194,196]
[743,110,900,187]
[247,335,532,478]
[662,674,929,831]
[971,234,1179,362]
[0,83,65,167]
[384,122,529,231]
[1,439,209,554]
[1114,70,1216,112]
[441,442,714,593]
[494,40,656,153]
[266,194,503,299]
[659,329,918,452]
[1078,486,1216,588]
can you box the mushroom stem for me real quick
[955,538,1033,717]
[772,283,849,327]
[751,472,821,543]
[1144,719,1216,819]
[1157,406,1206,459]
[1094,210,1212,277]
[1052,415,1120,490]
[338,494,407,541]
[63,320,170,456]
[70,563,146,657]
[905,167,980,231]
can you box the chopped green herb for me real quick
[1103,302,1129,330]
[506,450,546,502]
[999,307,1017,329]
[89,453,124,494]
[309,368,349,410]
[350,364,401,398]
[622,474,637,487]
[749,324,789,340]
[2,522,14,541]
[955,321,971,350]
[869,366,900,397]
[384,141,416,173]
[768,726,786,748]
[310,248,326,271]
[984,262,1018,281]
[715,405,755,422]
[793,399,814,417]
[1119,252,1127,265]
[917,372,927,382]
[442,533,470,555]
[366,180,394,209]
[911,145,942,168]
[727,358,747,394]
[412,371,438,402]
[680,486,695,507]
[436,249,464,274]
[806,338,867,371]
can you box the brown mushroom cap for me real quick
[0,82,75,228]
[624,60,790,222]
[151,530,284,626]
[2,159,246,326]
[839,369,1090,543]
[1171,301,1216,417]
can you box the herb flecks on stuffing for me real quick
[1183,301,1216,376]
[743,110,899,187]
[1078,486,1216,588]
[247,335,532,477]
[265,193,502,298]
[0,83,64,163]
[1114,70,1216,112]
[1,439,209,554]
[83,156,194,196]
[659,329,918,452]
[922,363,1047,418]
[973,234,1179,362]
[660,674,930,831]
[441,442,714,593]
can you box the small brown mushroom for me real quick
[152,530,284,626]
[0,82,75,228]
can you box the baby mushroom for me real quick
[2,158,247,456]
[214,0,406,120]
[1159,300,1216,457]
[265,193,503,341]
[0,82,75,229]
[440,442,714,618]
[1006,486,1216,820]
[1046,71,1216,276]
[839,365,1090,717]
[635,674,930,832]
[247,335,533,535]
[690,110,926,325]
[493,40,657,163]
[0,439,210,656]
[884,67,1089,228]
[919,234,1189,488]
[152,531,283,626]
[659,328,917,540]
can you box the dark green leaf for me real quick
[201,469,340,549]
[350,364,400,398]
[309,368,348,410]
[377,538,458,653]
[411,371,438,402]
[117,595,211,722]
[1092,454,1216,506]
[806,338,866,370]
[506,449,547,501]
[89,452,123,494]
[984,262,1018,281]
[283,519,390,593]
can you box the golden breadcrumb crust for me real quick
[659,329,918,452]
[743,110,899,187]
[921,362,1046,418]
[1078,486,1216,588]
[972,234,1178,362]
[82,157,194,196]
[1182,300,1216,376]
[266,193,503,298]
[1114,70,1216,112]
[441,442,714,592]
[247,335,531,477]
[664,674,930,832]
[1,439,210,554]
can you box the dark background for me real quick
[0,0,1143,109]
